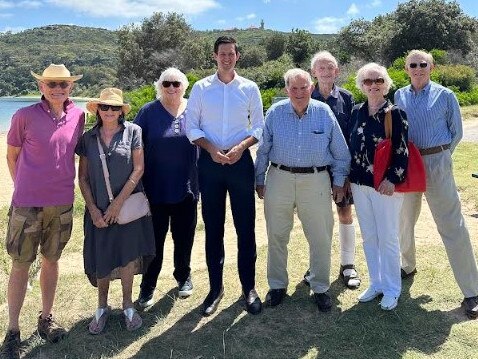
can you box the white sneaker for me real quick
[380,295,398,310]
[358,287,382,302]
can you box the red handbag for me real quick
[373,107,426,193]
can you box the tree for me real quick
[264,32,286,61]
[286,29,313,66]
[238,46,266,68]
[117,12,192,89]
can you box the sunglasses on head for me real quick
[162,81,181,88]
[98,104,122,112]
[44,81,70,89]
[362,78,385,86]
[409,62,428,68]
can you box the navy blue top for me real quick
[134,100,198,205]
[311,85,355,145]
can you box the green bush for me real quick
[124,84,156,121]
[455,86,478,106]
[432,64,476,92]
[261,88,285,110]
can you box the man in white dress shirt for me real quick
[186,36,265,316]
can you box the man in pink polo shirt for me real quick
[1,64,84,359]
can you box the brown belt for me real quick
[271,162,327,174]
[419,144,450,156]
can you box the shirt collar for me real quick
[314,84,339,99]
[40,96,74,113]
[212,71,239,85]
[286,100,311,117]
[408,81,432,95]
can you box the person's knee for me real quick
[337,206,353,224]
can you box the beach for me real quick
[0,133,13,206]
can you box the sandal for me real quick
[88,306,110,335]
[124,307,142,331]
[340,264,361,289]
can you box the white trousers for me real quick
[399,150,478,297]
[265,166,333,293]
[352,183,403,297]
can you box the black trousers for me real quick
[198,149,257,295]
[140,194,197,293]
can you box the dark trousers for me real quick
[140,194,197,293]
[198,149,257,295]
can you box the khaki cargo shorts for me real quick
[5,205,73,267]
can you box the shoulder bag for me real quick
[373,106,426,193]
[96,136,151,224]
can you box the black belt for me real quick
[271,162,327,174]
[419,144,450,156]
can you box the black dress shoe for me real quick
[303,270,311,287]
[314,292,332,312]
[202,287,224,316]
[462,296,478,319]
[266,288,286,307]
[400,268,417,279]
[244,289,262,315]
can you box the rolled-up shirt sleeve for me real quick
[254,110,274,185]
[185,84,206,143]
[328,108,351,187]
[248,84,265,141]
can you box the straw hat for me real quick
[86,88,131,115]
[31,64,83,82]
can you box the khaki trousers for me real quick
[399,150,478,297]
[264,166,333,293]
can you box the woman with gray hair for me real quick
[134,67,199,308]
[348,63,409,310]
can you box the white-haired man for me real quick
[255,68,350,311]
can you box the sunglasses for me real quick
[409,62,428,68]
[162,81,181,88]
[362,78,385,86]
[98,104,122,112]
[44,81,70,89]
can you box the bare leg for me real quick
[120,261,136,309]
[7,264,30,331]
[96,277,110,308]
[39,256,59,319]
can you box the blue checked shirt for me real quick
[255,99,351,186]
[394,81,463,152]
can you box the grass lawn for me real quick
[1,142,478,358]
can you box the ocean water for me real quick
[0,97,88,132]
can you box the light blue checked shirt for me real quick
[255,99,351,186]
[394,81,463,152]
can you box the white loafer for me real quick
[358,287,382,302]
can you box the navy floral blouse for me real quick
[349,101,409,188]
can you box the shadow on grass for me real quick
[23,288,177,359]
[126,279,470,359]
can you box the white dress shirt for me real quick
[186,72,264,150]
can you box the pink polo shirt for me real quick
[7,97,85,207]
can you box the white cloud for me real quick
[0,26,25,33]
[0,1,14,10]
[0,12,13,18]
[18,1,42,9]
[313,17,346,34]
[263,0,271,3]
[347,3,359,16]
[217,19,226,24]
[46,0,219,18]
[236,13,256,22]
[369,0,382,7]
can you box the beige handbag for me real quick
[97,136,151,224]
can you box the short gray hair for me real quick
[355,62,393,95]
[154,67,189,99]
[284,68,313,88]
[405,49,434,66]
[310,51,338,70]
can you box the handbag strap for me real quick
[384,105,394,139]
[96,136,115,202]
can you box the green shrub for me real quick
[432,64,475,92]
[124,84,156,121]
[455,86,478,106]
[261,88,285,110]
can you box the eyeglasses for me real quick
[98,104,122,112]
[162,81,181,88]
[409,62,428,68]
[362,78,385,86]
[44,81,70,89]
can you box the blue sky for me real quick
[0,0,477,34]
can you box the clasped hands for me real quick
[210,144,245,165]
[90,198,124,228]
